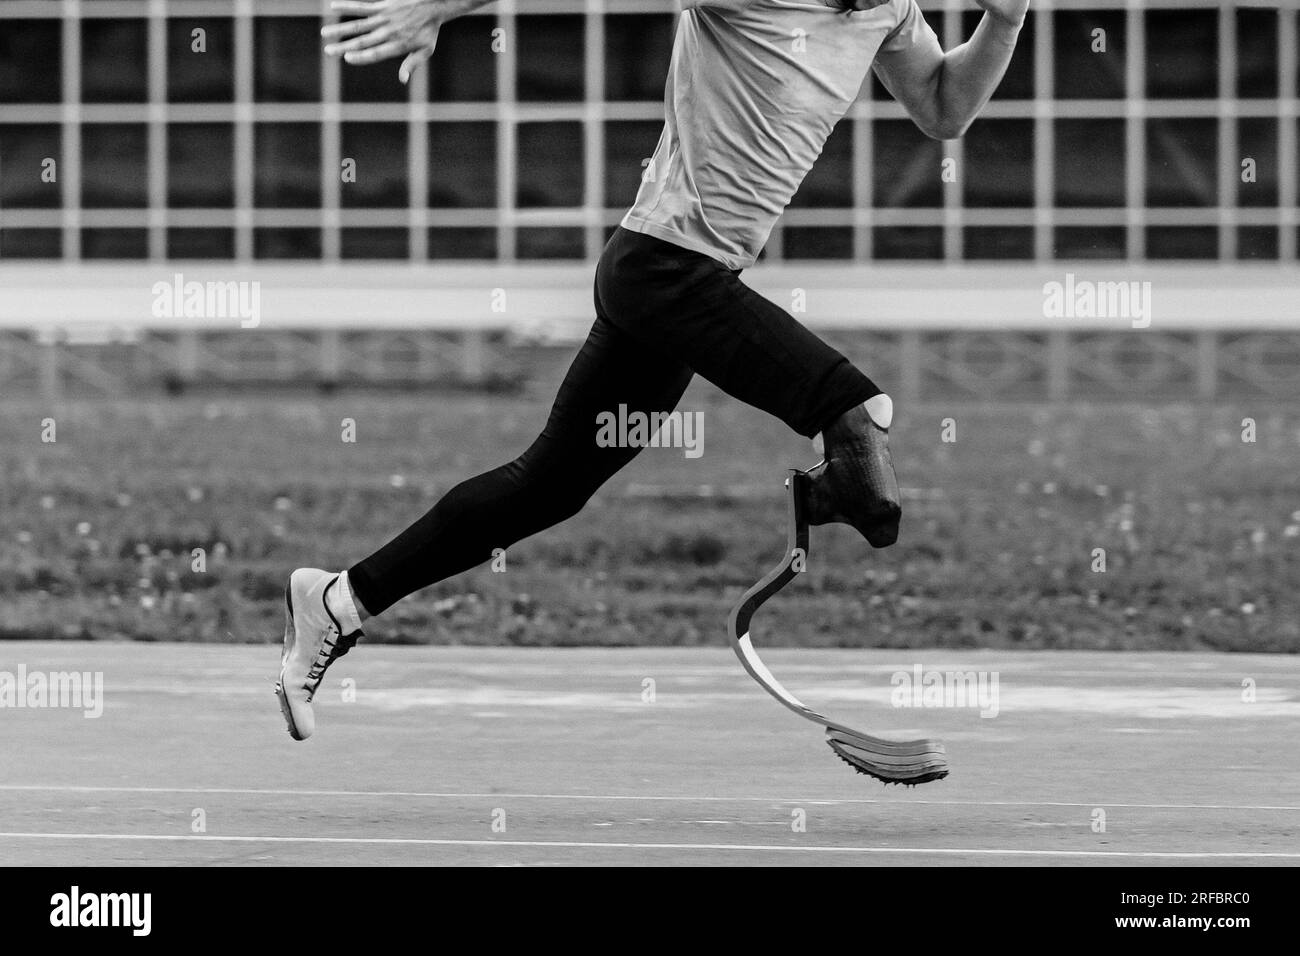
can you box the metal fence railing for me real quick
[1,0,1297,264]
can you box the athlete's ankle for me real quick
[327,570,369,632]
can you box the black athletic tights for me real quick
[348,227,881,615]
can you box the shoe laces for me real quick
[303,623,360,701]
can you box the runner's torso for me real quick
[622,0,932,269]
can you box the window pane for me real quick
[255,17,322,102]
[516,122,583,207]
[428,227,496,259]
[342,228,409,259]
[255,228,321,258]
[168,228,235,259]
[873,227,943,259]
[1054,226,1126,259]
[1,229,62,259]
[604,121,662,209]
[341,123,409,208]
[605,14,674,101]
[428,16,496,102]
[82,19,147,103]
[873,121,942,208]
[427,123,496,207]
[81,228,148,259]
[964,120,1034,208]
[168,124,234,208]
[1238,119,1278,208]
[0,124,61,208]
[1055,120,1125,207]
[1145,119,1217,207]
[255,123,322,207]
[964,227,1034,260]
[1237,10,1278,99]
[517,15,584,102]
[168,19,234,102]
[1146,227,1217,259]
[1053,11,1124,100]
[341,58,407,102]
[82,124,148,208]
[784,227,853,259]
[0,19,61,104]
[517,227,584,258]
[1237,227,1277,260]
[1145,11,1216,99]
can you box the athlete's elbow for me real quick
[920,114,972,141]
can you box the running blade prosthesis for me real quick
[727,470,949,786]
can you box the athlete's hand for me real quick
[322,0,452,85]
[973,0,1029,30]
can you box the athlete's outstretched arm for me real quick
[872,0,1029,140]
[321,0,497,84]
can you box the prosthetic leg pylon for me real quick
[726,471,949,785]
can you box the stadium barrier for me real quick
[0,262,1297,401]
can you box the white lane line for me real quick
[0,785,1297,812]
[0,832,1296,859]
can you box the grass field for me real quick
[1,371,1297,651]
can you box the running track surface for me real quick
[1,643,1297,866]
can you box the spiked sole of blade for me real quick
[824,728,949,785]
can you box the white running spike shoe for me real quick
[275,568,364,741]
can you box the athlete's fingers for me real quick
[324,25,398,57]
[329,1,386,14]
[398,47,433,84]
[398,27,439,84]
[343,37,413,66]
[320,14,387,42]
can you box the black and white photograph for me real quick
[0,0,1295,924]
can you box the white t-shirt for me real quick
[622,0,937,269]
